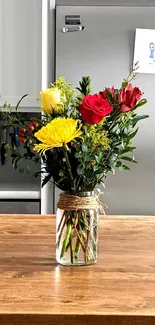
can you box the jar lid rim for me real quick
[75,191,94,197]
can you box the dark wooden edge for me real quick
[0,314,155,325]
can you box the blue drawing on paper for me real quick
[149,42,155,60]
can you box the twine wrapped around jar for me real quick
[57,192,107,214]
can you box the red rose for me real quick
[80,94,112,125]
[99,86,115,100]
[118,84,142,113]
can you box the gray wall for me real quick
[56,5,155,215]
[56,0,155,6]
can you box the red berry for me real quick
[28,125,34,131]
[19,128,26,134]
[32,122,39,128]
[20,137,26,144]
[19,131,24,137]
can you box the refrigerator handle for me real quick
[61,26,85,33]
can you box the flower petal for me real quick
[33,118,82,155]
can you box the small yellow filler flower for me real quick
[33,118,82,155]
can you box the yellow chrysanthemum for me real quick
[33,118,82,155]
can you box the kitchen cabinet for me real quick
[0,0,42,111]
[0,200,40,214]
[0,1,42,212]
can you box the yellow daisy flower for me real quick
[33,118,82,155]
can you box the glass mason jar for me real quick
[56,191,99,266]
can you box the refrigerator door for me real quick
[56,5,155,215]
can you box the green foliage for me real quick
[121,61,139,86]
[76,76,92,95]
[50,77,77,115]
[83,121,110,154]
[0,72,149,193]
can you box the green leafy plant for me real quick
[1,69,149,265]
[1,69,148,193]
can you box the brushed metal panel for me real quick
[56,6,155,215]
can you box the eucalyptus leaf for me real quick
[128,128,139,140]
[132,114,149,127]
[77,166,84,176]
[82,143,88,152]
[116,161,122,168]
[75,152,81,158]
[95,155,100,164]
[120,146,136,154]
[121,156,137,163]
[121,164,131,171]
[93,165,99,172]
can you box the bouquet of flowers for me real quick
[1,67,148,265]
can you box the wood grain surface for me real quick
[0,214,155,325]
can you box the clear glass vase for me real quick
[56,192,99,266]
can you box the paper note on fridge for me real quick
[133,28,155,74]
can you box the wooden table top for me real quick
[0,214,155,325]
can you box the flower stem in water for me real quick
[60,220,72,258]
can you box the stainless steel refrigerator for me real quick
[54,5,155,215]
